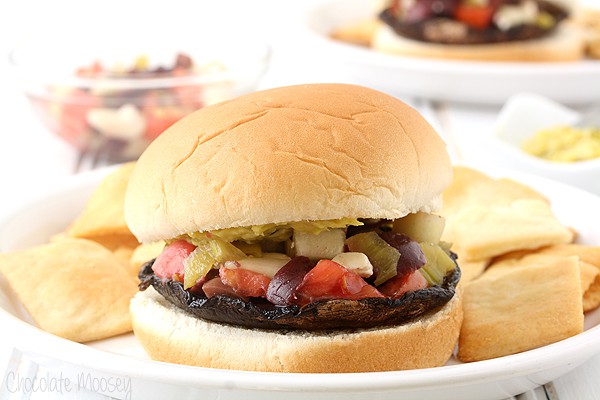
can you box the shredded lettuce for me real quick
[187,218,363,243]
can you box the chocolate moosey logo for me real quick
[4,370,132,399]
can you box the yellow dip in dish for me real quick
[522,125,600,162]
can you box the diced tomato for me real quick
[55,89,101,148]
[295,260,384,306]
[378,269,429,300]
[141,85,202,141]
[202,277,247,300]
[454,4,495,30]
[219,266,271,298]
[152,240,196,280]
[75,61,104,78]
[142,103,188,141]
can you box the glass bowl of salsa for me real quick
[9,31,271,163]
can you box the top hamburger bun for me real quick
[125,83,452,243]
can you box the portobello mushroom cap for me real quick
[138,256,461,331]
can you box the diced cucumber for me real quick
[392,212,446,244]
[233,241,263,257]
[346,231,400,286]
[418,243,456,286]
[183,235,246,289]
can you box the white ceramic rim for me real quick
[8,40,272,91]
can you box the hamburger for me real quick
[125,83,462,373]
[372,0,585,61]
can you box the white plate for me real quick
[1,167,600,400]
[298,0,600,105]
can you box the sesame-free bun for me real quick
[125,84,452,243]
[130,286,463,372]
[372,23,586,62]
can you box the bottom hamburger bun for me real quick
[371,22,585,62]
[130,286,463,373]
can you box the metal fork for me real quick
[411,97,463,161]
[73,133,129,173]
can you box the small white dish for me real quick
[485,93,600,196]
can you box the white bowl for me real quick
[484,93,600,195]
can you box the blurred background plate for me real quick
[299,0,600,105]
